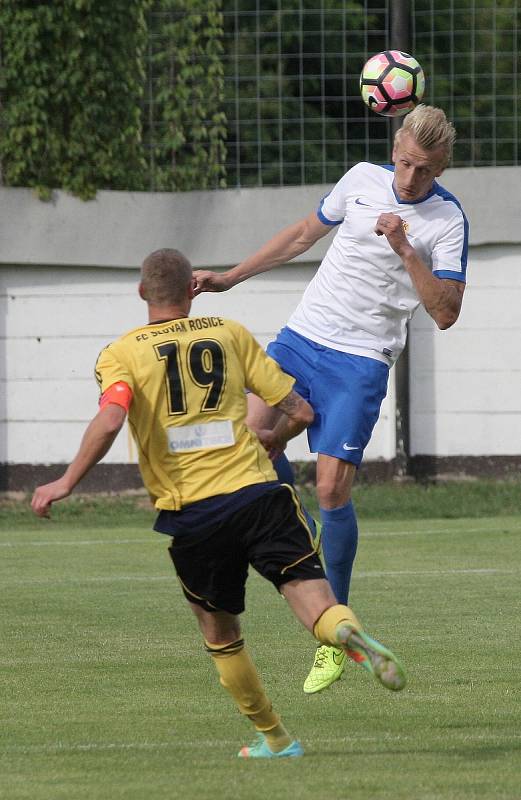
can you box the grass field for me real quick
[1,486,520,800]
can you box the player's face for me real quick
[392,132,446,202]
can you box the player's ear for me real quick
[138,282,147,301]
[188,277,196,300]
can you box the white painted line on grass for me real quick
[356,567,516,577]
[2,523,521,549]
[2,731,520,755]
[0,538,163,547]
[1,567,517,587]
[1,741,175,754]
[361,526,521,537]
[2,575,173,585]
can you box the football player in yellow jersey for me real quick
[31,248,406,759]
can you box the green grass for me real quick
[5,477,521,529]
[313,477,521,519]
[1,490,520,799]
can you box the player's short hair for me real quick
[394,104,456,167]
[141,248,193,305]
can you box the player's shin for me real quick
[205,638,292,752]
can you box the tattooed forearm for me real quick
[276,390,303,417]
[272,390,314,445]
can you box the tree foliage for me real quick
[0,0,150,199]
[413,0,521,167]
[220,0,380,188]
[145,0,227,191]
[0,0,518,198]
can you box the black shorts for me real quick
[167,485,325,615]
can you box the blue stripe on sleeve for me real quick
[433,183,469,277]
[317,195,343,226]
[433,269,466,282]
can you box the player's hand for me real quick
[31,479,71,518]
[193,269,233,296]
[256,429,286,462]
[374,213,412,256]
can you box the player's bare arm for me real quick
[31,404,127,518]
[256,390,313,461]
[375,212,464,329]
[193,212,332,296]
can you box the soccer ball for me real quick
[360,51,425,117]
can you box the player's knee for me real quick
[316,478,350,508]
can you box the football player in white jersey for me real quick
[194,104,468,694]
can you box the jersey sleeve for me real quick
[431,209,469,283]
[317,164,362,225]
[233,324,295,405]
[94,343,134,396]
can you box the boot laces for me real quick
[312,645,330,669]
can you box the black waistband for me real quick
[153,481,280,536]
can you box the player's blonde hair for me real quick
[395,104,456,167]
[141,248,193,305]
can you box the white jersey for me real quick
[287,162,468,365]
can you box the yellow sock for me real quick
[313,604,362,647]
[264,723,293,753]
[205,638,292,752]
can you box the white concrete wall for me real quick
[409,243,521,457]
[0,263,395,465]
[1,166,520,469]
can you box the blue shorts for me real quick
[267,327,389,466]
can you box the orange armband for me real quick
[99,381,133,412]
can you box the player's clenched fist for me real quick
[193,269,232,296]
[374,212,411,256]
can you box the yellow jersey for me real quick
[95,316,295,510]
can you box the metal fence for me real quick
[412,0,519,168]
[221,0,393,187]
[147,1,520,188]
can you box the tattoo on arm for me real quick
[276,390,302,417]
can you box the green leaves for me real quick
[0,0,227,197]
[144,0,227,191]
[0,0,152,200]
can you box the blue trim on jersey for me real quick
[393,184,437,204]
[433,269,466,283]
[378,164,441,205]
[378,164,468,278]
[433,182,469,275]
[392,179,438,205]
[378,165,438,204]
[317,195,343,226]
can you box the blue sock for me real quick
[273,454,317,538]
[319,501,358,605]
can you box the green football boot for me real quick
[336,624,406,692]
[303,644,346,694]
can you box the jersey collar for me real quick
[392,179,438,205]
